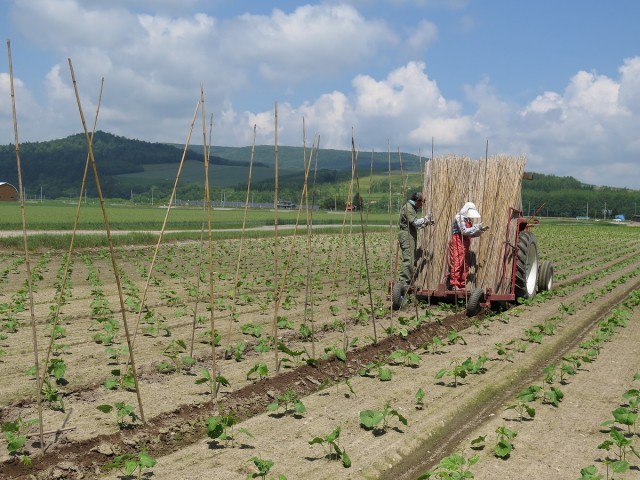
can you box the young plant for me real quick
[42,378,65,411]
[308,426,351,468]
[494,425,517,458]
[246,362,269,381]
[105,448,157,479]
[1,417,38,466]
[358,356,392,381]
[206,413,253,448]
[158,339,195,374]
[323,345,346,362]
[97,401,139,429]
[417,453,480,479]
[435,359,468,387]
[415,388,426,410]
[224,341,246,362]
[194,368,230,396]
[267,387,306,417]
[246,456,287,480]
[388,348,421,367]
[359,401,408,433]
[104,368,137,391]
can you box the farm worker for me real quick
[398,192,433,287]
[448,202,488,290]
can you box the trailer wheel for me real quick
[466,287,484,317]
[537,260,553,292]
[515,231,538,299]
[392,283,405,310]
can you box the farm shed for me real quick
[0,182,18,201]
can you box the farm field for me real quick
[0,220,640,479]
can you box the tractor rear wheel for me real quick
[466,287,484,317]
[515,231,538,299]
[392,283,405,310]
[537,260,554,292]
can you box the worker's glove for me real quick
[481,225,489,231]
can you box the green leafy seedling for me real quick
[359,401,408,433]
[246,456,287,479]
[97,401,139,429]
[415,388,426,410]
[267,387,306,416]
[308,426,351,468]
[1,416,38,466]
[194,368,230,396]
[494,425,517,458]
[246,362,269,381]
[206,414,253,447]
[417,453,479,479]
[105,448,156,479]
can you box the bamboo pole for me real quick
[201,87,218,400]
[307,137,320,360]
[272,102,280,371]
[42,78,104,384]
[226,125,257,343]
[128,98,201,350]
[68,58,146,423]
[7,38,45,450]
[352,137,377,343]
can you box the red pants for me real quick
[449,234,470,289]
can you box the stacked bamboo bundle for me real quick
[416,154,526,293]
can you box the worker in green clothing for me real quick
[397,191,433,288]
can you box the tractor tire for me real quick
[392,283,405,310]
[537,260,554,292]
[466,287,484,317]
[515,231,539,299]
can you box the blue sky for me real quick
[1,0,639,189]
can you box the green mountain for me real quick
[0,131,637,217]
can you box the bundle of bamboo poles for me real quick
[416,154,526,293]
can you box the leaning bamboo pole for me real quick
[68,58,146,423]
[129,98,201,350]
[201,87,218,399]
[42,78,104,384]
[351,137,378,343]
[226,125,257,342]
[7,39,45,450]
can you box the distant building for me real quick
[0,182,18,201]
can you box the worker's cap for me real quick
[461,202,481,218]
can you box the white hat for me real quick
[461,202,481,218]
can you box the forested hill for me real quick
[0,131,637,218]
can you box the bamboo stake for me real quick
[302,120,315,358]
[272,102,280,371]
[68,58,146,423]
[352,137,377,343]
[7,38,45,450]
[201,87,218,400]
[42,78,104,383]
[129,98,201,350]
[226,125,257,343]
[189,112,213,358]
[307,138,320,360]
